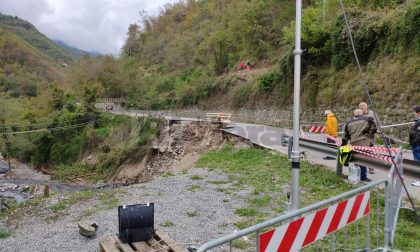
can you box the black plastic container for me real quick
[118,203,154,243]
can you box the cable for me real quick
[0,116,98,130]
[0,120,100,136]
[339,0,419,222]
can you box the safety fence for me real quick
[98,97,125,104]
[197,149,404,252]
[205,113,232,123]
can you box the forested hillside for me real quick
[0,13,75,65]
[93,0,419,110]
[0,27,66,99]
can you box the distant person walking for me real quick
[246,60,252,70]
[342,109,377,182]
[324,110,338,144]
[239,61,245,70]
[217,111,224,122]
[409,105,420,162]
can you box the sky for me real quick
[0,0,179,54]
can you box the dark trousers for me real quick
[412,145,420,162]
[359,164,368,180]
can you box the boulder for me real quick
[0,161,8,174]
[78,222,98,237]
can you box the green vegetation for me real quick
[196,145,419,251]
[161,221,175,227]
[0,230,12,239]
[49,191,95,213]
[162,171,176,177]
[188,184,202,192]
[190,175,204,180]
[208,180,228,185]
[234,208,261,217]
[75,190,120,221]
[1,98,161,182]
[0,27,65,99]
[68,0,418,110]
[249,195,272,207]
[1,189,121,224]
[186,211,199,217]
[232,239,249,249]
[0,13,75,64]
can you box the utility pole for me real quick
[291,0,302,211]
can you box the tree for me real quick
[83,86,98,113]
[50,86,64,110]
[123,23,141,56]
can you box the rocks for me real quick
[113,121,245,182]
[0,160,9,174]
[1,196,10,212]
[78,222,98,237]
[0,183,49,204]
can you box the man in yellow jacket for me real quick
[324,110,338,144]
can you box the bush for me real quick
[258,71,279,91]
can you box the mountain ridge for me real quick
[53,39,102,58]
[0,12,75,65]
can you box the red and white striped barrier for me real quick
[350,146,397,164]
[259,191,370,252]
[308,125,326,133]
[351,146,397,155]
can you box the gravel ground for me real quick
[0,168,249,252]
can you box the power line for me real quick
[0,116,98,130]
[0,120,100,136]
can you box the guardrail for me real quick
[205,113,232,123]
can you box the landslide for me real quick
[111,120,246,183]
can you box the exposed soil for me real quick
[112,121,247,183]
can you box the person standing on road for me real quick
[342,109,377,182]
[409,105,420,162]
[358,101,377,174]
[324,110,338,144]
[358,102,375,120]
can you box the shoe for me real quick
[361,178,372,182]
[412,180,420,187]
[369,168,375,174]
[323,156,336,160]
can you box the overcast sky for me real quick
[0,0,179,54]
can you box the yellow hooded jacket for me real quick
[325,112,338,137]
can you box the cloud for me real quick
[0,0,179,54]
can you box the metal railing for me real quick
[205,113,232,123]
[384,148,404,249]
[197,149,404,252]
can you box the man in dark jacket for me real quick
[409,105,420,162]
[342,109,377,181]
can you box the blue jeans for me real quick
[359,164,368,180]
[412,145,420,162]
